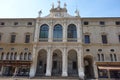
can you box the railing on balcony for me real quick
[39,38,78,42]
[67,38,77,42]
[39,38,48,42]
[53,38,63,42]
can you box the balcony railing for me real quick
[39,38,77,42]
[39,38,48,42]
[67,38,77,42]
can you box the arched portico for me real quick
[68,49,78,76]
[84,55,94,79]
[52,49,62,76]
[36,49,47,76]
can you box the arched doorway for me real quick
[36,49,47,76]
[68,50,78,76]
[84,55,94,79]
[52,49,62,76]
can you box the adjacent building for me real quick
[0,1,120,80]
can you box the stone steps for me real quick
[0,76,81,80]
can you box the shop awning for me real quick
[98,66,120,70]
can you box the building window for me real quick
[110,54,113,61]
[27,22,32,25]
[24,53,27,60]
[0,22,5,26]
[25,34,30,43]
[115,21,120,25]
[14,52,17,60]
[1,52,4,60]
[6,52,9,60]
[102,35,107,44]
[14,22,18,25]
[100,21,105,26]
[86,49,90,52]
[114,54,117,61]
[67,24,77,42]
[53,24,63,42]
[118,35,120,43]
[101,54,104,61]
[20,53,23,60]
[110,49,115,52]
[28,53,32,60]
[84,21,89,25]
[0,34,1,41]
[10,52,13,60]
[84,35,90,44]
[0,48,3,51]
[98,49,102,52]
[39,24,49,41]
[98,54,100,61]
[10,35,16,43]
[98,54,104,61]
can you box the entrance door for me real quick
[52,50,62,76]
[36,50,47,76]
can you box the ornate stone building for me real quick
[0,1,120,80]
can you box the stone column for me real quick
[62,47,68,76]
[13,67,18,76]
[93,62,98,79]
[63,25,67,42]
[29,45,38,78]
[0,66,4,76]
[46,47,52,76]
[48,26,53,42]
[77,47,84,79]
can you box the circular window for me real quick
[98,49,102,52]
[110,49,115,52]
[86,49,90,52]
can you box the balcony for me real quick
[67,38,77,42]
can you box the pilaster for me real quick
[48,26,53,42]
[77,47,84,79]
[46,47,52,76]
[62,47,68,76]
[29,45,38,78]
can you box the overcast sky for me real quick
[0,0,120,18]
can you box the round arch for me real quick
[36,49,47,76]
[68,49,78,76]
[52,49,62,76]
[84,55,94,79]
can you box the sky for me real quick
[0,0,120,18]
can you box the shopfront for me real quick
[0,60,31,76]
[97,62,120,79]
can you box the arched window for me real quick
[14,52,17,60]
[67,24,77,42]
[110,54,113,61]
[1,52,4,60]
[28,53,32,60]
[114,54,117,61]
[39,24,49,41]
[53,24,63,42]
[6,52,9,60]
[97,54,100,61]
[24,53,27,60]
[20,52,23,60]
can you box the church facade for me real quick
[0,1,120,80]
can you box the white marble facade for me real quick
[0,1,120,80]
